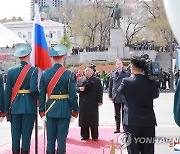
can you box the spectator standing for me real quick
[76,70,82,82]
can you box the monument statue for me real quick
[111,3,123,28]
[39,5,60,22]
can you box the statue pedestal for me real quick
[79,28,129,63]
[108,28,125,60]
[110,28,124,47]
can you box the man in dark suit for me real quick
[117,56,159,154]
[108,59,130,133]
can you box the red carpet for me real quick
[2,127,126,154]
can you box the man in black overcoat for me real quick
[108,59,130,133]
[117,56,159,154]
[77,65,103,141]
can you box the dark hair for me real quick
[131,56,146,70]
[86,64,96,72]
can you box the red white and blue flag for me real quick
[30,3,52,70]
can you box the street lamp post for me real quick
[64,23,66,45]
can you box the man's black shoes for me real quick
[114,130,120,133]
[81,138,89,140]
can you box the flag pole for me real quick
[34,1,38,153]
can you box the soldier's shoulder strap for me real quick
[47,67,67,97]
[10,64,31,104]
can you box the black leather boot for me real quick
[114,122,120,133]
[12,149,20,154]
[46,151,55,154]
[21,149,30,154]
[56,150,65,154]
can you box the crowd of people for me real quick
[127,42,177,52]
[0,43,177,154]
[71,45,108,55]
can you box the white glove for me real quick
[70,116,76,123]
[42,116,47,127]
[0,117,4,122]
[42,116,47,122]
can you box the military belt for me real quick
[45,94,69,115]
[18,90,30,94]
[49,94,69,99]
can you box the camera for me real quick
[140,54,161,80]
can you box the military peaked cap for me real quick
[14,44,32,58]
[49,44,67,57]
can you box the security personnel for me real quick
[4,44,39,154]
[39,44,79,154]
[117,56,159,154]
[108,59,130,133]
[0,73,5,122]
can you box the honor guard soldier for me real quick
[0,73,5,122]
[4,44,39,154]
[39,44,79,154]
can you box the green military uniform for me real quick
[4,44,39,154]
[174,78,180,127]
[39,45,78,154]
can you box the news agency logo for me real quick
[117,132,180,150]
[117,132,132,148]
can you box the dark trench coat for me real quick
[77,76,103,127]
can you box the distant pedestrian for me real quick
[76,70,82,82]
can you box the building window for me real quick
[49,31,53,38]
[28,32,32,40]
[18,32,22,38]
[57,31,61,39]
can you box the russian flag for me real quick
[30,3,52,70]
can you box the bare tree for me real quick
[71,1,112,47]
[123,3,146,45]
[140,0,175,46]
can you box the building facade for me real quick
[3,20,64,47]
[0,20,65,72]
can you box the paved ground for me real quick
[0,92,179,153]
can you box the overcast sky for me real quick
[0,0,30,21]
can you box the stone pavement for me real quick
[0,92,179,154]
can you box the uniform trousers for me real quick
[124,125,155,154]
[11,114,36,150]
[46,117,70,153]
[113,103,124,128]
[80,127,98,140]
